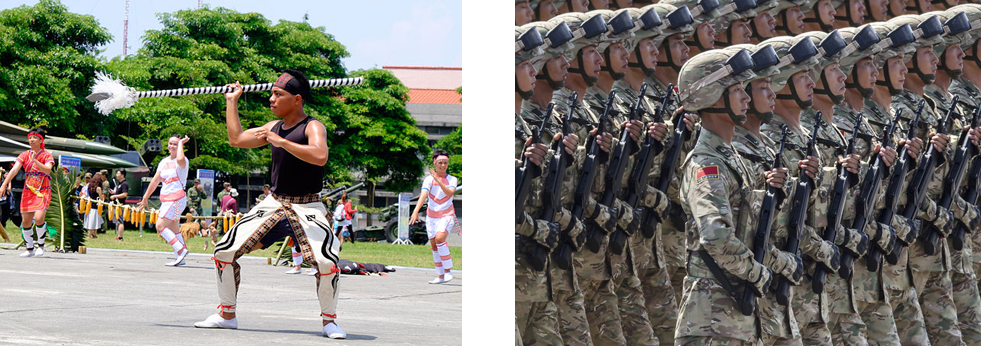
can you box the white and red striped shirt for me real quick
[423,174,457,219]
[157,156,189,202]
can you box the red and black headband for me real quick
[274,72,305,98]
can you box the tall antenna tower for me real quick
[122,0,129,56]
[199,0,202,9]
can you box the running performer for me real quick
[0,128,55,258]
[137,135,191,266]
[193,69,345,339]
[409,149,458,284]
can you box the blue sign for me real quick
[59,155,82,175]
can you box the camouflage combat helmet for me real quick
[516,26,546,66]
[870,21,917,95]
[589,9,636,54]
[803,0,836,32]
[948,4,981,66]
[661,0,758,40]
[933,11,974,56]
[837,24,882,76]
[677,48,757,115]
[650,4,697,47]
[624,6,666,77]
[723,44,783,121]
[889,14,947,83]
[519,20,576,72]
[770,0,814,35]
[799,30,850,103]
[760,35,821,107]
[551,12,612,85]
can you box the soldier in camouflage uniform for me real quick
[583,8,661,346]
[826,24,906,346]
[518,19,598,346]
[675,48,786,346]
[712,0,760,47]
[771,0,814,36]
[549,12,627,346]
[724,42,817,346]
[887,13,965,346]
[924,9,981,345]
[519,0,536,26]
[948,3,981,297]
[749,0,780,43]
[530,0,565,21]
[865,20,933,346]
[761,32,850,346]
[659,0,742,54]
[515,26,564,346]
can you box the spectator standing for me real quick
[82,174,104,239]
[107,169,129,241]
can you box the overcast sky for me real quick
[4,0,463,71]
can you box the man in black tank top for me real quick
[194,69,346,339]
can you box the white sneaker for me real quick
[175,248,189,264]
[305,269,318,276]
[428,277,446,284]
[164,259,186,266]
[34,247,44,257]
[322,322,346,339]
[19,250,34,258]
[193,313,238,329]
[443,272,453,282]
[285,267,302,274]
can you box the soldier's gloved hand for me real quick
[616,201,635,231]
[814,240,841,272]
[749,263,774,297]
[842,226,870,257]
[584,196,615,233]
[953,197,981,231]
[565,216,587,249]
[890,215,915,245]
[930,206,955,237]
[533,220,560,250]
[643,188,669,225]
[874,222,897,256]
[772,250,804,286]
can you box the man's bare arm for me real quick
[224,82,276,148]
[262,119,329,166]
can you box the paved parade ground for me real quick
[0,246,462,345]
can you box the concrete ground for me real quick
[0,246,462,345]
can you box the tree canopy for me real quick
[0,1,434,197]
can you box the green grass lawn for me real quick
[1,224,462,270]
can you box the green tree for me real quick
[0,0,112,134]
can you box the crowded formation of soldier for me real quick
[515,0,981,345]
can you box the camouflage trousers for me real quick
[516,301,563,346]
[662,225,687,305]
[760,333,803,346]
[612,274,658,346]
[581,278,626,346]
[829,300,900,346]
[674,336,756,346]
[950,272,981,345]
[641,265,679,345]
[552,287,593,346]
[517,322,523,346]
[794,275,832,346]
[888,287,930,346]
[912,269,964,346]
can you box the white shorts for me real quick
[425,216,455,239]
[159,199,187,222]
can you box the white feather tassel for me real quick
[90,72,137,115]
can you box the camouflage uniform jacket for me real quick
[893,89,955,274]
[950,76,981,266]
[762,113,832,324]
[515,112,554,303]
[187,186,202,213]
[678,127,763,342]
[732,125,799,339]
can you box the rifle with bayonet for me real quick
[552,92,583,270]
[582,90,618,253]
[923,95,973,255]
[813,113,866,292]
[884,101,929,265]
[609,84,651,254]
[776,111,820,300]
[515,104,554,271]
[743,126,789,313]
[951,102,981,251]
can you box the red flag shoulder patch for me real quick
[696,166,719,183]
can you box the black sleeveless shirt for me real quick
[270,116,324,196]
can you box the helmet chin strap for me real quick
[685,26,713,52]
[777,79,814,109]
[703,88,748,125]
[845,69,875,98]
[875,66,904,96]
[568,49,600,86]
[656,42,684,70]
[628,48,658,78]
[601,48,626,80]
[773,10,792,34]
[833,1,862,27]
[744,84,776,123]
[803,4,835,32]
[938,49,964,79]
[537,68,566,90]
[910,54,936,85]
[516,79,535,99]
